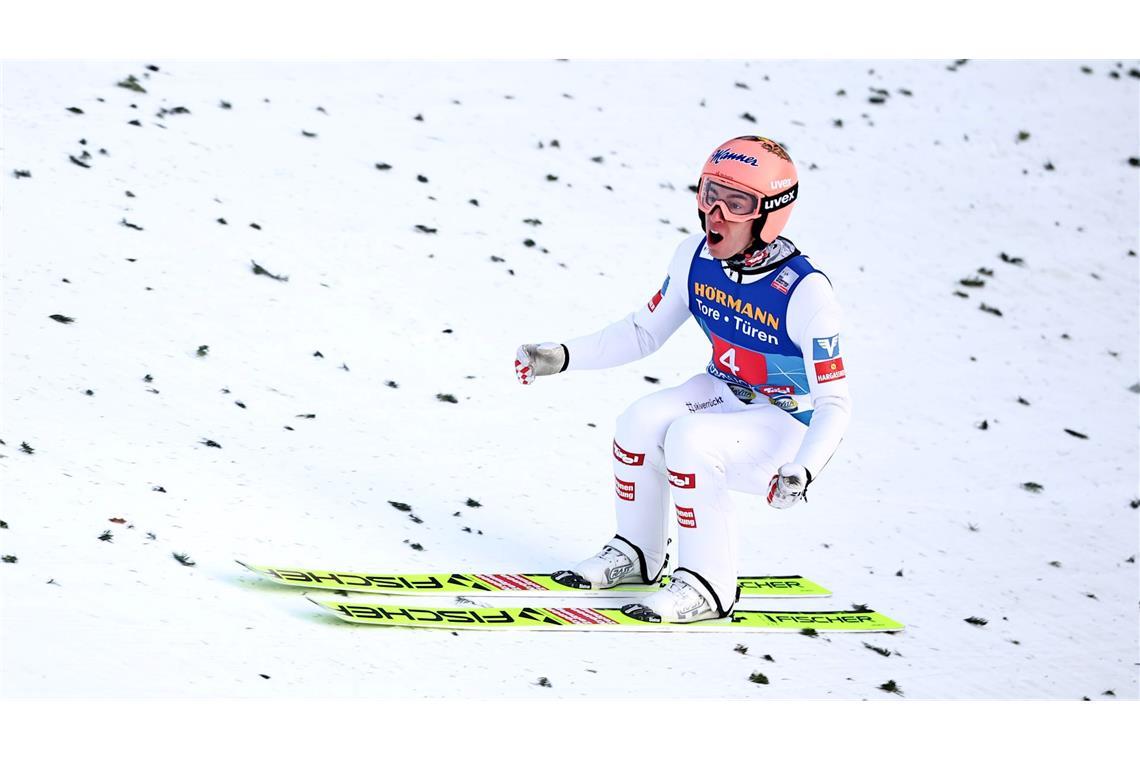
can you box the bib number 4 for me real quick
[710,335,768,385]
[718,347,741,374]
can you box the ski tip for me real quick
[234,559,252,570]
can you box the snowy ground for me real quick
[2,59,1137,707]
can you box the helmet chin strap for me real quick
[748,212,771,250]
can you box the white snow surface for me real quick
[1,60,1138,700]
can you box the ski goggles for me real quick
[697,176,798,222]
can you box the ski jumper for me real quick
[562,234,852,613]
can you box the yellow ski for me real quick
[237,560,831,597]
[311,599,904,633]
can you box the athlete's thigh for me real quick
[618,372,729,438]
[668,403,805,494]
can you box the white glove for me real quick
[767,463,812,509]
[515,342,568,385]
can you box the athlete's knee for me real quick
[663,416,724,475]
[615,394,664,439]
[614,399,670,466]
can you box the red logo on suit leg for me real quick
[613,440,645,466]
[667,469,696,489]
[676,505,697,528]
[615,477,635,501]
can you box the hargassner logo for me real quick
[710,149,759,167]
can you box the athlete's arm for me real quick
[559,235,698,371]
[785,273,852,480]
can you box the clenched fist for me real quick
[767,463,812,509]
[515,342,568,385]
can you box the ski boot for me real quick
[551,535,663,590]
[621,569,735,623]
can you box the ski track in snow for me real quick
[1,60,1137,698]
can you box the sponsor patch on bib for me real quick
[728,384,757,403]
[771,266,799,294]
[770,396,799,412]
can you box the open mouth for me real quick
[708,231,724,245]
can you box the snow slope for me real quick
[1,60,1137,700]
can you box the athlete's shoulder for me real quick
[665,233,706,277]
[774,237,830,282]
[672,233,707,261]
[785,263,838,316]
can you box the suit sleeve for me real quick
[786,273,852,478]
[562,236,696,370]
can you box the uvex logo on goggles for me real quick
[761,184,797,212]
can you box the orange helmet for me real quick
[697,136,798,246]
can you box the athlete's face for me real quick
[705,205,755,260]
